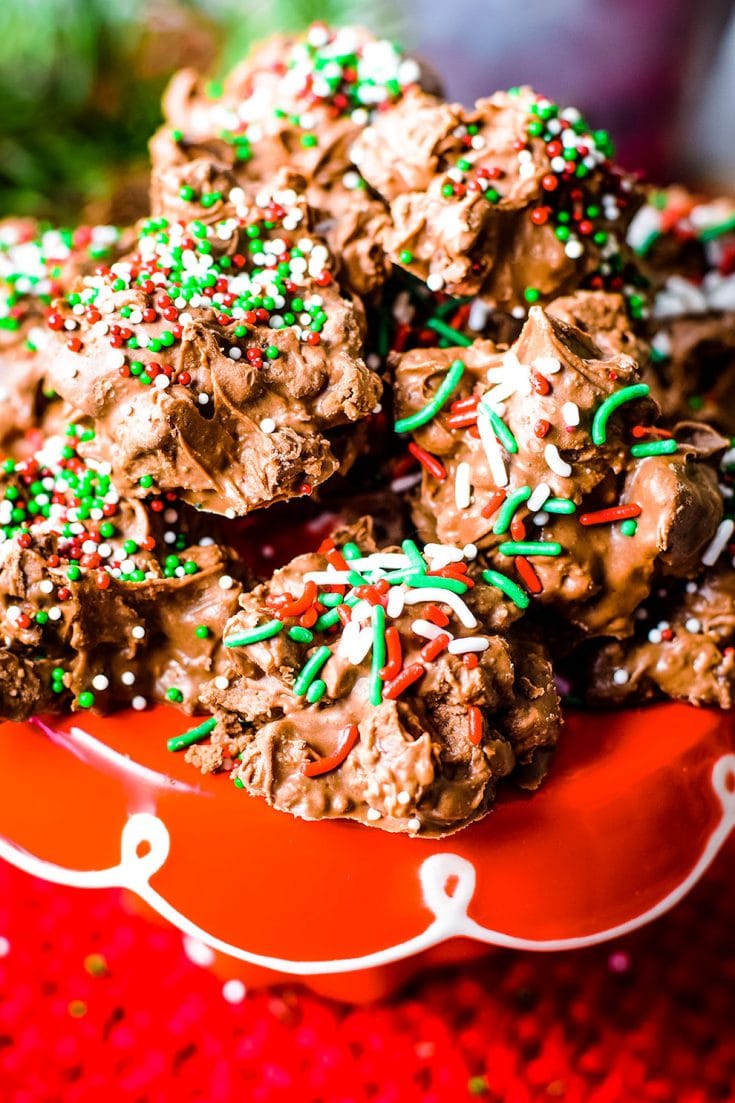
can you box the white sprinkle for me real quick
[426,273,445,292]
[685,617,702,634]
[39,579,54,594]
[528,483,551,512]
[648,628,663,644]
[562,401,580,427]
[397,791,411,805]
[477,409,508,487]
[411,619,452,641]
[447,636,489,654]
[131,625,146,640]
[219,575,234,590]
[454,462,472,509]
[390,472,422,494]
[386,586,405,619]
[48,607,62,621]
[222,979,246,1004]
[0,936,9,957]
[468,299,489,332]
[463,543,478,560]
[402,588,477,629]
[407,817,421,832]
[303,570,353,585]
[533,510,550,527]
[565,240,584,260]
[612,668,630,685]
[366,807,382,822]
[92,675,109,691]
[121,671,136,686]
[198,393,210,405]
[544,443,572,478]
[533,356,561,375]
[259,417,276,434]
[701,519,734,566]
[131,696,147,711]
[424,543,463,570]
[228,347,242,360]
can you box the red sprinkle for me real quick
[463,653,479,670]
[515,555,543,594]
[278,581,317,618]
[407,442,447,482]
[302,724,359,778]
[383,663,425,700]
[424,604,450,628]
[631,424,673,440]
[379,626,403,681]
[467,705,483,746]
[420,633,451,662]
[481,491,507,520]
[534,419,552,439]
[579,504,642,526]
[530,370,551,396]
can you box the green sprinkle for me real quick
[543,497,577,515]
[77,692,95,709]
[265,345,280,360]
[425,318,473,347]
[178,185,196,201]
[226,619,283,647]
[35,611,49,625]
[401,539,426,574]
[300,133,318,148]
[407,574,468,594]
[289,625,314,643]
[341,542,362,561]
[493,486,531,535]
[630,439,677,458]
[139,475,154,489]
[394,359,466,434]
[166,687,184,703]
[66,565,81,582]
[483,407,518,454]
[524,287,540,304]
[317,592,343,608]
[369,604,386,706]
[306,679,326,704]
[498,541,563,557]
[294,646,331,696]
[399,250,413,265]
[699,214,735,242]
[620,519,638,536]
[233,776,245,789]
[167,716,217,752]
[591,383,650,445]
[481,569,530,609]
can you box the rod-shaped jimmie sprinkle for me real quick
[226,619,283,647]
[167,716,217,752]
[481,569,530,609]
[369,604,386,706]
[493,485,531,535]
[394,359,465,433]
[591,383,650,445]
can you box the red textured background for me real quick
[0,840,733,1102]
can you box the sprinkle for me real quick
[401,539,426,574]
[562,401,580,426]
[411,618,452,641]
[527,483,551,512]
[288,626,314,643]
[447,637,489,654]
[481,568,530,609]
[420,633,451,661]
[302,723,360,777]
[91,675,109,691]
[383,662,425,699]
[131,625,146,640]
[544,443,572,477]
[467,705,483,746]
[454,462,472,509]
[591,383,650,445]
[514,555,543,594]
[499,541,562,557]
[121,671,136,686]
[484,407,519,454]
[218,575,234,590]
[369,604,386,706]
[543,497,576,514]
[579,503,642,526]
[226,619,283,647]
[380,626,403,680]
[402,587,477,628]
[305,679,326,704]
[533,355,561,375]
[259,417,276,434]
[425,318,473,346]
[294,645,331,696]
[612,668,630,686]
[630,439,678,458]
[477,408,509,487]
[493,485,531,535]
[481,490,507,519]
[620,519,638,536]
[407,441,447,481]
[701,519,735,566]
[167,716,216,752]
[394,359,465,433]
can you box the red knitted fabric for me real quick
[0,842,733,1102]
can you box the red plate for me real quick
[0,701,733,1001]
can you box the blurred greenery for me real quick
[0,0,401,222]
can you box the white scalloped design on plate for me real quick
[1,754,734,976]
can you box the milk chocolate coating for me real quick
[0,220,127,450]
[192,520,561,836]
[149,27,440,296]
[580,567,735,709]
[45,179,381,516]
[394,304,723,637]
[0,433,245,720]
[352,87,640,312]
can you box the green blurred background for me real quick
[0,0,398,222]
